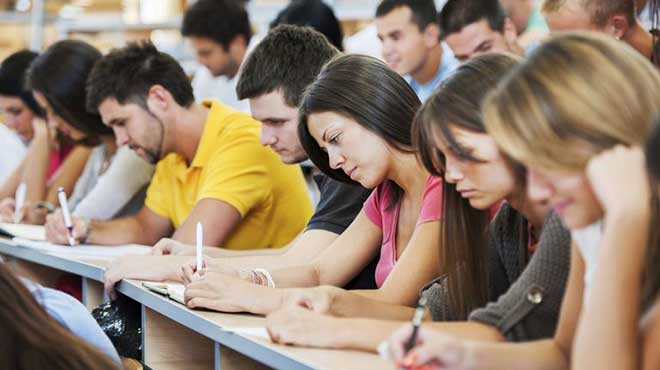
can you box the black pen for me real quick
[404,295,428,353]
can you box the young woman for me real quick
[0,263,121,370]
[0,50,90,224]
[263,53,571,351]
[181,54,443,315]
[388,32,660,370]
[26,40,154,223]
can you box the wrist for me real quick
[248,285,283,315]
[80,219,92,244]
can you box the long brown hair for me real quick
[412,53,522,319]
[0,264,120,370]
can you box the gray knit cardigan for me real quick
[421,203,571,341]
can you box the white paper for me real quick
[142,282,185,304]
[13,238,151,257]
[0,223,47,241]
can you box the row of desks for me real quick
[0,238,395,370]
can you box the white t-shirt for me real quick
[0,124,27,183]
[70,145,154,220]
[571,220,604,307]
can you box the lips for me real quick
[553,199,572,215]
[346,167,357,180]
[457,188,477,198]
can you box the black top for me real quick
[307,174,378,290]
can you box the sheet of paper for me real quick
[142,282,185,305]
[224,327,271,340]
[0,223,46,241]
[13,238,151,258]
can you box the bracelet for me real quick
[253,268,276,289]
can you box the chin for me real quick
[468,197,494,210]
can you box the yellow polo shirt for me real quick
[145,100,312,249]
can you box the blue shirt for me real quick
[23,279,122,366]
[406,43,459,102]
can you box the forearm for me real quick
[22,130,51,203]
[87,217,162,246]
[464,339,568,370]
[328,289,415,320]
[203,245,289,258]
[573,211,649,370]
[0,161,24,199]
[269,264,322,288]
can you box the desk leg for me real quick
[1,257,62,287]
[141,305,214,370]
[82,278,106,311]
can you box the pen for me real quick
[56,187,75,246]
[404,295,427,354]
[13,182,26,224]
[196,221,203,273]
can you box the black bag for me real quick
[92,294,143,360]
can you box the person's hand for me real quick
[152,238,196,256]
[266,305,346,348]
[104,256,134,300]
[44,209,88,245]
[180,256,239,285]
[280,285,341,314]
[587,145,650,215]
[0,198,20,223]
[183,270,281,314]
[387,324,472,370]
[104,255,190,300]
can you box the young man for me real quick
[375,0,458,102]
[541,0,659,65]
[181,0,254,110]
[45,41,312,252]
[102,25,378,296]
[439,0,525,63]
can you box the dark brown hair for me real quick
[412,53,522,318]
[644,120,660,311]
[298,54,420,207]
[0,264,120,370]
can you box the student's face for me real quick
[544,1,599,32]
[188,36,237,77]
[249,90,307,164]
[445,19,516,63]
[0,95,34,142]
[526,167,603,229]
[376,6,436,76]
[308,111,391,189]
[97,97,165,164]
[33,91,86,141]
[438,125,516,209]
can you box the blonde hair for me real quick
[484,31,660,172]
[541,0,636,26]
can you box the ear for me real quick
[503,17,519,45]
[423,23,441,48]
[228,34,247,55]
[607,14,630,40]
[145,85,173,116]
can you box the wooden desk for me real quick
[0,238,395,370]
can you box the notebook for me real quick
[142,282,186,305]
[0,223,46,241]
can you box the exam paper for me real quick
[0,223,46,241]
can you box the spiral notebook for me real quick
[142,282,186,305]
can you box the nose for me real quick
[327,146,345,170]
[113,127,130,147]
[527,169,553,203]
[443,156,464,184]
[260,126,277,146]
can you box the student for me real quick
[264,53,570,351]
[102,26,377,295]
[438,0,525,62]
[29,40,154,222]
[0,263,121,369]
[46,41,312,251]
[387,32,660,370]
[0,49,92,225]
[375,0,458,102]
[270,0,344,51]
[499,0,549,47]
[541,0,659,65]
[181,54,442,315]
[182,0,254,111]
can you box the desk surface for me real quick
[0,238,394,370]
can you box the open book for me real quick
[142,282,185,305]
[0,223,46,241]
